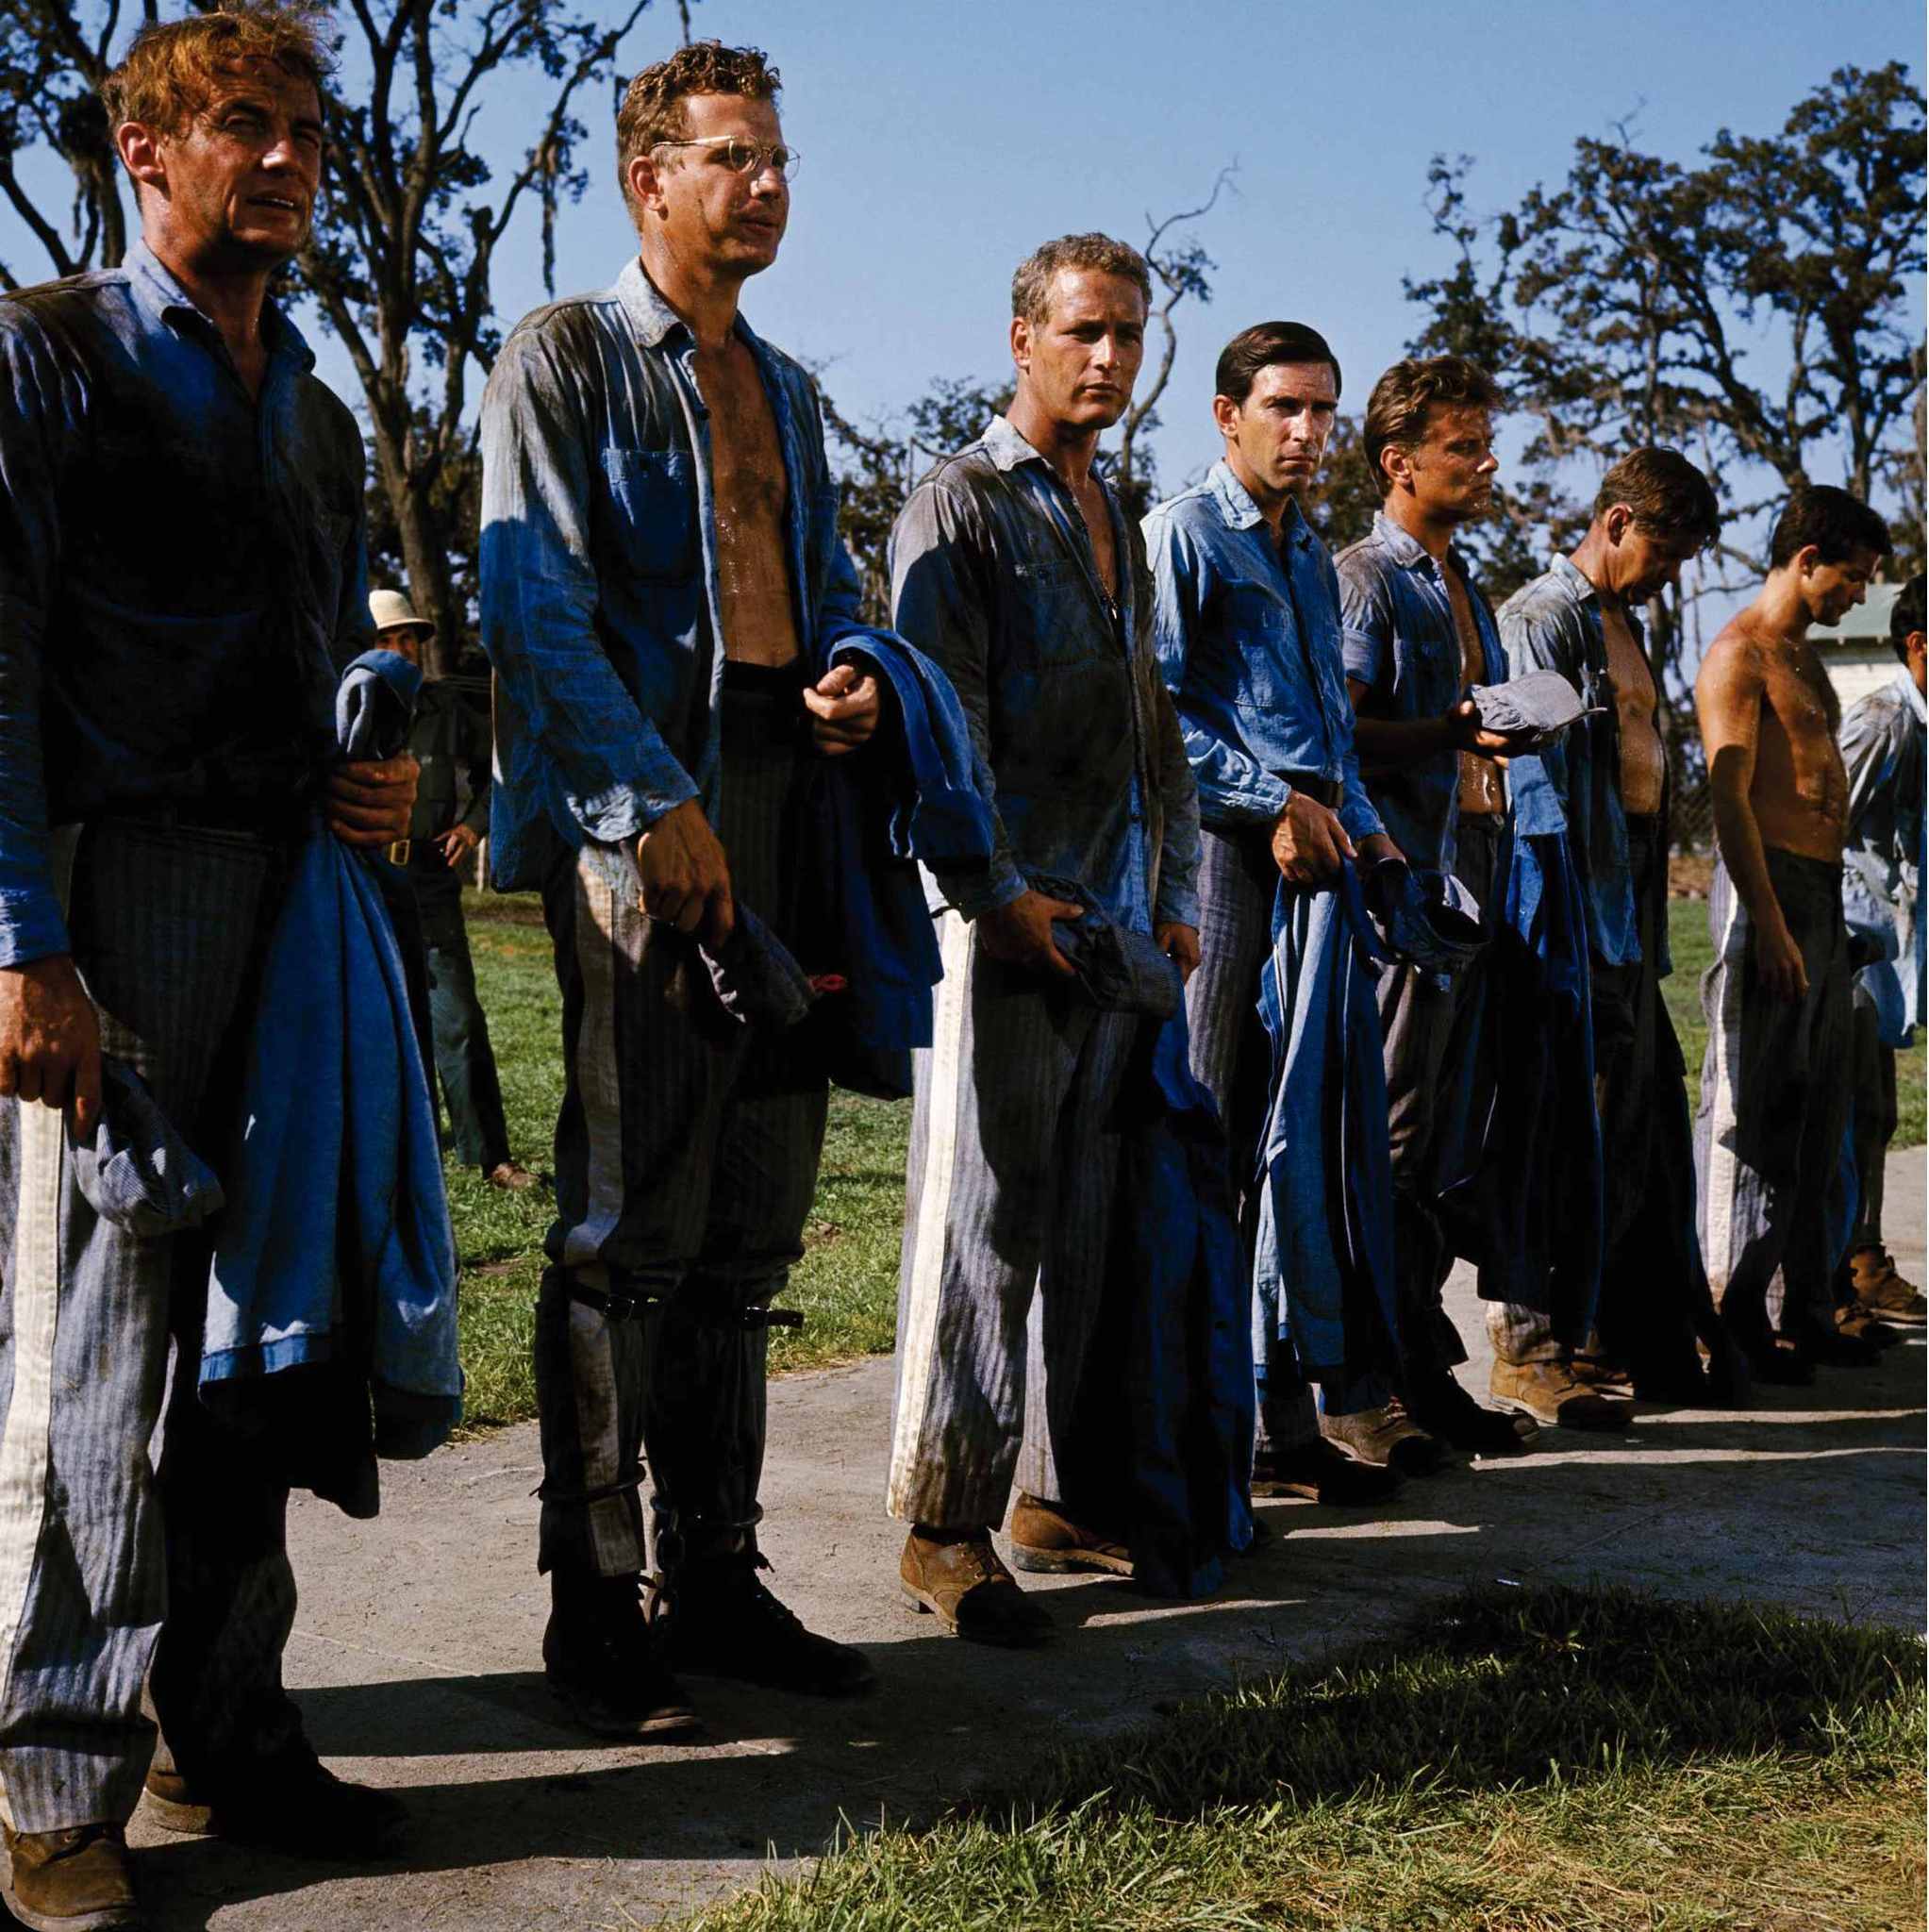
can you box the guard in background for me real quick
[369,589,535,1192]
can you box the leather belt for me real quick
[1282,772,1342,811]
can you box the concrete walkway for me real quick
[123,1151,1926,1930]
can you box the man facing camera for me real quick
[887,233,1202,1644]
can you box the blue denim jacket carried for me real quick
[889,414,1200,933]
[0,240,371,967]
[1336,509,1505,878]
[1143,460,1383,845]
[1498,556,1643,969]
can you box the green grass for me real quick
[454,893,1923,1432]
[669,1584,1926,1931]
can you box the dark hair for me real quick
[1362,356,1504,495]
[1593,447,1721,549]
[103,1,330,138]
[1214,321,1341,408]
[1768,485,1892,571]
[616,42,781,221]
[1009,233,1150,324]
[1891,573,1925,662]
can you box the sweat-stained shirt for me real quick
[888,414,1200,934]
[0,240,371,966]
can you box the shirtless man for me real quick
[1485,449,1727,1424]
[1695,485,1892,1377]
[480,41,884,1737]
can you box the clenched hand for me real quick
[0,955,102,1136]
[326,754,419,847]
[805,663,882,757]
[636,798,735,947]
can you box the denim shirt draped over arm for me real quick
[887,415,1199,933]
[477,259,862,891]
[1497,556,1639,968]
[0,240,370,967]
[1336,509,1505,878]
[1142,460,1382,845]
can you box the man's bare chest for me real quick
[1760,653,1845,788]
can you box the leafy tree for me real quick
[1405,63,1925,686]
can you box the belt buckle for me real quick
[386,838,411,867]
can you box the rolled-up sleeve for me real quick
[0,320,73,967]
[479,326,699,845]
[1143,508,1291,828]
[889,478,1025,919]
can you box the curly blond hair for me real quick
[615,42,781,220]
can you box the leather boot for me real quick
[1850,1248,1926,1326]
[1488,1358,1630,1430]
[541,1571,701,1740]
[1,1824,141,1931]
[141,1737,408,1860]
[666,1550,873,1695]
[900,1527,1052,1645]
[1251,1439,1402,1505]
[1320,1398,1447,1474]
[1007,1494,1134,1576]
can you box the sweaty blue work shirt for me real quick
[1337,509,1505,877]
[1840,666,1927,1046]
[1498,556,1640,969]
[888,414,1199,933]
[479,258,869,890]
[1143,460,1383,844]
[0,240,370,966]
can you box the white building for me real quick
[1816,581,1905,709]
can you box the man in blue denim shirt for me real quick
[1337,357,1541,1459]
[1486,448,1726,1424]
[888,234,1201,1645]
[481,43,886,1734]
[1146,322,1414,1507]
[0,9,420,1919]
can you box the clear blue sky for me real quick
[474,0,1918,508]
[1,0,1917,602]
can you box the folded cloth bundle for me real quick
[699,904,816,1030]
[1361,858,1487,978]
[1029,872,1184,1020]
[1467,668,1592,739]
[74,1058,224,1236]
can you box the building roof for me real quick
[1815,581,1903,651]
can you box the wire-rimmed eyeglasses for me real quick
[649,136,800,182]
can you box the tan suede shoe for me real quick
[1489,1358,1630,1431]
[1851,1249,1927,1326]
[1007,1494,1134,1577]
[900,1529,1052,1645]
[2,1823,141,1932]
[1320,1399,1447,1474]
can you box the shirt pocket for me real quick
[599,447,699,582]
[1011,553,1104,670]
[1216,577,1298,713]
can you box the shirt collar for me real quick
[1371,508,1434,570]
[1897,664,1928,724]
[983,413,1050,473]
[1205,459,1321,556]
[1549,553,1601,607]
[615,257,764,360]
[122,237,314,374]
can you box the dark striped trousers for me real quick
[1696,846,1854,1347]
[0,820,304,1832]
[535,674,828,1579]
[888,915,1140,1528]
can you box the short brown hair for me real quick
[1010,233,1150,325]
[1768,485,1890,571]
[102,1,330,139]
[1594,447,1721,550]
[615,42,780,220]
[1362,356,1503,495]
[1214,321,1341,408]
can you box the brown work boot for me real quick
[1489,1358,1630,1431]
[1252,1438,1402,1506]
[141,1739,407,1861]
[2,1823,141,1931]
[1320,1398,1447,1474]
[1007,1494,1134,1577]
[1837,1301,1903,1348]
[1850,1248,1927,1326]
[900,1527,1052,1645]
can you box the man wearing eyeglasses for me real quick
[482,42,883,1739]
